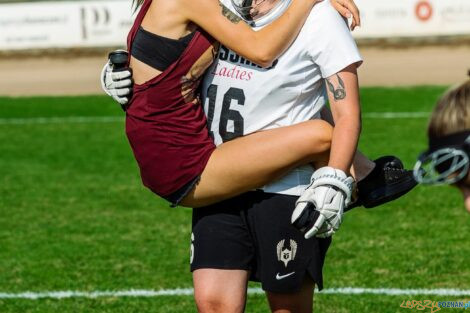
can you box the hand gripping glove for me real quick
[291,167,355,239]
[100,50,133,108]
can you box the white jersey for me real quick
[201,0,362,196]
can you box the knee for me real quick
[302,119,333,154]
[195,291,245,313]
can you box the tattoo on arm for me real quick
[219,2,242,24]
[326,74,346,101]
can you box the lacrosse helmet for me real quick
[414,130,470,185]
[231,0,292,26]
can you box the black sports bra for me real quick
[131,26,195,71]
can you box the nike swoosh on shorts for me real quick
[275,272,295,280]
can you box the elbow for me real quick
[252,53,275,68]
[243,37,277,67]
[250,48,277,68]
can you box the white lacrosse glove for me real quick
[100,51,133,107]
[291,167,355,239]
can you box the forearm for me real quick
[186,0,317,67]
[325,64,361,173]
[253,0,316,65]
[328,115,361,172]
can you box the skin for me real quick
[456,178,470,213]
[193,269,316,313]
[180,120,333,207]
[132,0,320,85]
[180,64,361,207]
[325,65,361,172]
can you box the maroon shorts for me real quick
[126,115,216,204]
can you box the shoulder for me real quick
[304,0,349,30]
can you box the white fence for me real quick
[1,0,470,51]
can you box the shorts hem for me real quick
[166,175,201,207]
[165,148,216,207]
[190,264,252,272]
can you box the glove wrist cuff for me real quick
[311,167,355,203]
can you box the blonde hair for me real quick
[428,72,470,139]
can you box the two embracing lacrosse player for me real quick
[100,0,417,311]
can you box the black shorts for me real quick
[190,191,331,293]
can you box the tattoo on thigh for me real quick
[326,74,347,101]
[219,2,242,24]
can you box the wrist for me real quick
[327,162,351,175]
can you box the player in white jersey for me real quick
[204,0,361,197]
[193,1,361,310]
[101,1,417,311]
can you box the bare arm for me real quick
[325,64,361,173]
[181,0,319,67]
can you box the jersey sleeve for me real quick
[306,1,363,78]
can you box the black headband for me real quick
[428,130,470,154]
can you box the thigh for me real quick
[191,195,254,272]
[180,119,332,207]
[191,195,254,313]
[266,278,315,313]
[245,192,331,294]
[193,269,249,313]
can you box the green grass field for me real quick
[1,86,470,313]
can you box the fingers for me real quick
[316,228,335,238]
[305,214,326,239]
[110,88,132,98]
[349,12,357,31]
[110,78,133,89]
[116,97,129,106]
[109,88,132,105]
[111,70,132,81]
[331,0,360,31]
[114,96,129,106]
[108,90,129,105]
[342,0,360,30]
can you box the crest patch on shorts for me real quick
[276,239,297,267]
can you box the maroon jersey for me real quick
[125,0,218,197]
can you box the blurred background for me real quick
[0,0,469,312]
[0,0,469,95]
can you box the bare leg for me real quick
[266,278,315,313]
[193,269,249,313]
[180,119,332,207]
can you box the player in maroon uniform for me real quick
[125,0,363,226]
[105,0,419,240]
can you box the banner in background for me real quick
[353,0,470,38]
[0,0,134,50]
[0,0,470,51]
